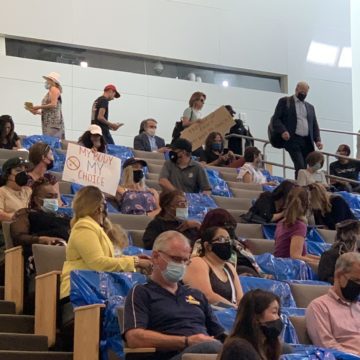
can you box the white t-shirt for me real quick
[237,163,267,184]
[183,107,201,122]
[297,169,327,186]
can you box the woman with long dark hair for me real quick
[218,289,283,360]
[78,124,107,153]
[0,115,21,149]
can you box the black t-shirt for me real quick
[318,247,339,284]
[313,195,355,230]
[329,160,360,181]
[0,132,20,149]
[91,96,109,129]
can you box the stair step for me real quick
[0,287,4,300]
[0,301,16,314]
[0,333,48,351]
[0,315,34,334]
[0,351,73,360]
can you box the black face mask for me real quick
[260,318,283,340]
[46,160,54,170]
[169,151,178,163]
[341,279,360,302]
[297,92,307,102]
[15,171,29,187]
[133,170,144,183]
[211,242,232,261]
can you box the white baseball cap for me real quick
[88,124,103,136]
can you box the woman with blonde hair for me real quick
[60,185,152,299]
[26,72,65,139]
[274,187,320,266]
[307,183,355,230]
[116,158,160,217]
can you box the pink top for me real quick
[274,219,307,258]
[306,289,360,356]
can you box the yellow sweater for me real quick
[60,216,135,298]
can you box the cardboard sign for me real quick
[180,106,235,150]
[62,143,121,196]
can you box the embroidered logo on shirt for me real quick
[185,295,200,305]
[188,173,194,178]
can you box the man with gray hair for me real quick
[122,230,224,360]
[306,252,360,355]
[272,81,323,178]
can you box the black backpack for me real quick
[268,97,290,149]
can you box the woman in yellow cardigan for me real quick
[60,185,152,299]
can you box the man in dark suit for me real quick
[272,81,323,178]
[133,118,167,152]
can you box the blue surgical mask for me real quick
[162,261,186,283]
[211,143,222,151]
[42,198,59,213]
[176,207,188,220]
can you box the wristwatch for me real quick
[133,256,140,267]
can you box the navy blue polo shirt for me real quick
[123,280,224,337]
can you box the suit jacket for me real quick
[133,132,166,152]
[272,96,321,145]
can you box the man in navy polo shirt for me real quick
[122,231,224,360]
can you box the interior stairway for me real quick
[0,285,73,360]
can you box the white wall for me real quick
[0,0,354,177]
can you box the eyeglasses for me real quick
[158,250,191,265]
[175,200,188,207]
[212,236,231,244]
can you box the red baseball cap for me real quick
[104,84,120,98]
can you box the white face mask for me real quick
[42,198,59,213]
[176,207,189,220]
[312,163,322,171]
[146,128,156,137]
[44,82,51,90]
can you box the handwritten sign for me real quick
[62,143,121,196]
[180,106,236,151]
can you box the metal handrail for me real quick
[225,133,360,182]
[320,128,360,137]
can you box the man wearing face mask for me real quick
[0,157,32,222]
[133,118,167,153]
[123,231,225,360]
[159,138,212,195]
[271,81,323,178]
[306,252,360,355]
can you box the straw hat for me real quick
[43,72,61,85]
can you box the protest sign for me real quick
[62,143,121,196]
[180,106,235,150]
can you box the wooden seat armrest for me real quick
[73,304,105,360]
[124,347,156,353]
[35,271,60,347]
[5,246,24,314]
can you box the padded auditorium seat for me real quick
[133,149,165,160]
[235,223,264,238]
[147,163,163,174]
[289,316,312,345]
[212,196,252,211]
[0,149,29,160]
[227,181,262,191]
[245,238,275,255]
[182,355,217,360]
[128,230,145,248]
[317,228,336,244]
[58,181,72,195]
[32,244,66,275]
[108,213,151,230]
[146,172,159,180]
[289,283,330,308]
[231,188,262,199]
[145,179,162,191]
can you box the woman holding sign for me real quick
[25,72,65,139]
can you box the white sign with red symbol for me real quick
[62,143,121,195]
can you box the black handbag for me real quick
[171,109,193,142]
